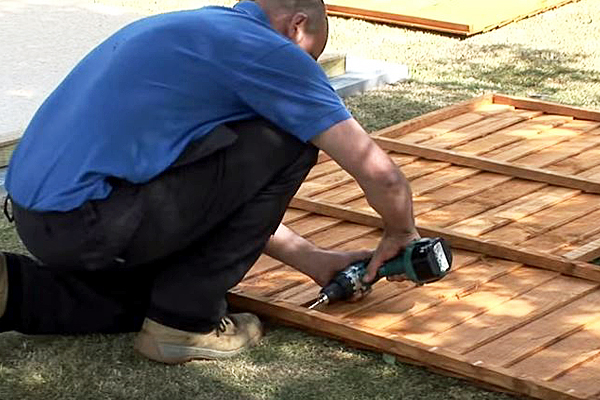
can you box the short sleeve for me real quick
[229,43,352,142]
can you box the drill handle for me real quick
[374,243,413,279]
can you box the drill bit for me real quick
[308,295,328,310]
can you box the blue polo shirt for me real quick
[6,1,351,212]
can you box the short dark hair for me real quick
[262,0,327,33]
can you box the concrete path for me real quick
[0,0,139,134]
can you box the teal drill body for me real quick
[308,237,452,309]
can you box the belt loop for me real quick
[3,195,14,223]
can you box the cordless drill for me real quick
[308,237,452,309]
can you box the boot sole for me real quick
[134,330,262,364]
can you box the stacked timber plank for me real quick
[231,94,600,400]
[317,53,347,78]
[325,0,578,36]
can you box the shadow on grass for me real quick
[0,332,256,400]
[0,323,518,400]
[246,324,518,400]
[347,44,600,133]
[432,44,600,95]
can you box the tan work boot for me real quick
[0,253,7,318]
[134,313,262,364]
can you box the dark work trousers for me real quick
[0,119,318,335]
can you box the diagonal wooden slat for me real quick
[373,136,600,194]
[289,197,600,283]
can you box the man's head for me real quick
[255,0,329,60]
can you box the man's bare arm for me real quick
[263,224,370,286]
[310,117,420,282]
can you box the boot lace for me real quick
[216,317,233,337]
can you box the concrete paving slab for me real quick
[0,0,140,134]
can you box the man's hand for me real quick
[263,224,371,287]
[363,229,421,283]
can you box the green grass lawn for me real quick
[2,0,600,398]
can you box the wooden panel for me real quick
[452,114,573,155]
[232,212,600,399]
[232,96,600,400]
[416,178,547,227]
[325,0,578,36]
[394,268,561,341]
[229,291,589,399]
[480,120,600,163]
[380,107,515,142]
[290,196,600,284]
[373,94,494,138]
[465,290,600,368]
[432,277,598,355]
[509,318,600,381]
[346,259,524,330]
[480,194,600,248]
[417,110,540,149]
[447,186,580,236]
[412,172,512,216]
[521,208,600,257]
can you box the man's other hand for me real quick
[264,224,371,286]
[305,248,373,287]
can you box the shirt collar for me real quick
[234,1,271,26]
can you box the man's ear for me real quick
[286,12,310,44]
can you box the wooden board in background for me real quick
[326,0,579,36]
[0,130,21,168]
[317,53,347,78]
